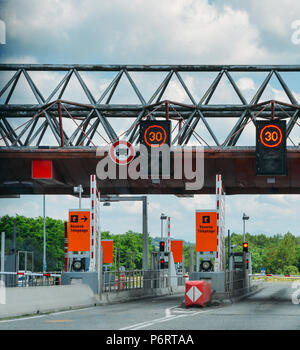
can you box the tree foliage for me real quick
[0,215,299,274]
[227,231,299,274]
[0,215,155,271]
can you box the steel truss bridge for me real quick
[1,64,300,196]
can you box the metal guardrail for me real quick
[0,271,61,288]
[1,270,184,291]
[102,269,185,293]
[253,274,300,278]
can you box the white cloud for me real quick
[2,0,271,64]
[237,77,256,91]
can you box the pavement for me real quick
[0,282,299,331]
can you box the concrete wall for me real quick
[189,272,225,292]
[98,285,185,305]
[0,283,185,320]
[0,284,97,319]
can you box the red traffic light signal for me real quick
[243,242,249,252]
[160,258,165,269]
[159,241,165,252]
[245,259,249,269]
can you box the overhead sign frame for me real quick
[139,120,171,148]
[256,120,287,176]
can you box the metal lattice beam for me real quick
[0,64,300,148]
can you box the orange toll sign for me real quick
[68,210,90,251]
[171,240,183,263]
[101,240,114,264]
[195,211,218,252]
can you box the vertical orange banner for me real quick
[68,210,90,251]
[195,211,218,252]
[171,240,183,263]
[101,240,114,264]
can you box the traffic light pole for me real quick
[228,230,233,271]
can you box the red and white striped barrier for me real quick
[0,271,61,277]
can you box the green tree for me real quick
[265,232,297,274]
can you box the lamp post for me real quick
[43,195,47,273]
[160,213,167,241]
[73,185,84,209]
[242,213,249,242]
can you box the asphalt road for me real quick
[0,282,299,331]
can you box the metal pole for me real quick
[228,230,232,271]
[98,245,103,297]
[142,196,148,270]
[1,232,5,282]
[189,245,194,272]
[243,218,245,242]
[12,220,16,272]
[25,251,27,273]
[64,222,68,272]
[43,195,46,272]
[79,184,82,209]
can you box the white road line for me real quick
[119,315,177,330]
[119,308,214,330]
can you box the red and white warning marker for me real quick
[109,139,135,165]
[186,285,202,303]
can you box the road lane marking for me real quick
[119,315,178,330]
[119,308,215,330]
[46,320,73,323]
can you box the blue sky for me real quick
[1,0,300,241]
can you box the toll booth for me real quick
[232,252,251,271]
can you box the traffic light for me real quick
[160,258,165,269]
[243,242,249,253]
[245,259,249,269]
[159,241,165,252]
[256,120,286,175]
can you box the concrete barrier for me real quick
[0,284,186,319]
[0,284,97,319]
[97,285,185,305]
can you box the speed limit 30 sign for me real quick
[139,120,171,148]
[256,120,286,176]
